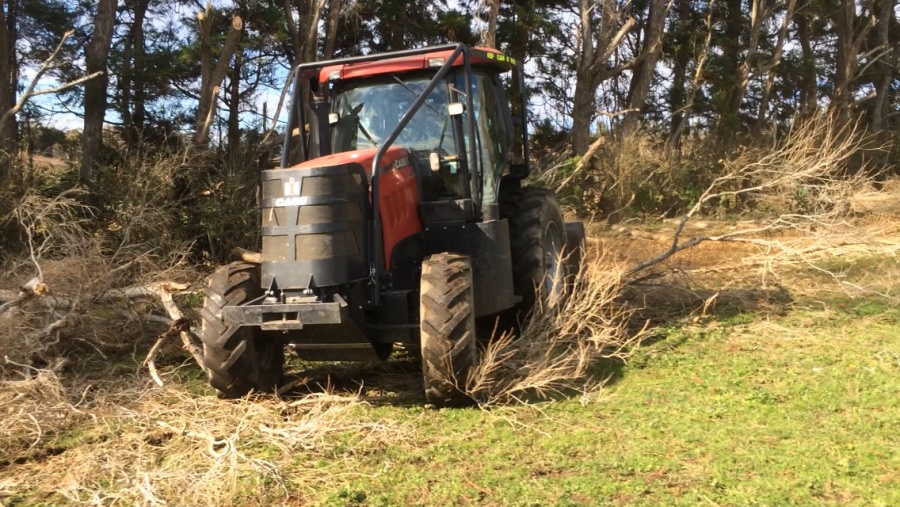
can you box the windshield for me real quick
[331,75,455,155]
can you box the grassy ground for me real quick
[309,295,900,506]
[2,226,899,506]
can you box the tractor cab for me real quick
[323,61,516,209]
[299,47,524,217]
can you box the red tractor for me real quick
[199,44,584,407]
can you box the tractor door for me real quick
[453,70,514,212]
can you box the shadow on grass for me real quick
[584,281,797,390]
[278,352,426,406]
[270,282,797,407]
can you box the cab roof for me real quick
[316,47,518,84]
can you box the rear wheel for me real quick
[502,187,567,316]
[199,262,284,398]
[420,253,477,407]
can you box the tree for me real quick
[194,5,242,146]
[0,0,18,176]
[666,0,700,147]
[754,0,798,136]
[621,0,670,134]
[120,0,151,148]
[571,0,636,154]
[830,0,875,120]
[80,0,118,182]
[870,0,896,132]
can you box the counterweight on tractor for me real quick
[199,44,585,407]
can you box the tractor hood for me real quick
[288,146,411,179]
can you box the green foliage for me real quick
[549,133,729,218]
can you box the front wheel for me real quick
[198,262,284,398]
[419,253,477,407]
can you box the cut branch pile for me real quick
[1,188,201,381]
[465,255,646,406]
[624,114,876,279]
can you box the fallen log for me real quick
[232,247,262,264]
[0,277,44,316]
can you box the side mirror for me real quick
[448,102,465,116]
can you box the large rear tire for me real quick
[502,187,567,316]
[420,253,477,407]
[199,262,284,398]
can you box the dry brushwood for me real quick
[465,257,645,406]
[0,368,411,506]
[625,114,875,279]
[1,188,202,380]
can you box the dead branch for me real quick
[139,282,204,386]
[231,247,262,264]
[194,13,243,145]
[1,281,192,311]
[0,277,43,316]
[143,318,191,387]
[0,30,103,128]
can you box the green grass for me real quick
[302,299,900,506]
[5,263,899,506]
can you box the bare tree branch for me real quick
[0,30,103,130]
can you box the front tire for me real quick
[199,262,284,398]
[420,253,477,407]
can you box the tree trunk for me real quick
[831,0,874,121]
[754,0,797,136]
[323,0,341,59]
[667,0,692,147]
[390,8,407,50]
[481,0,500,48]
[715,0,743,137]
[131,0,150,144]
[283,0,303,62]
[571,71,597,156]
[195,14,242,146]
[0,0,18,178]
[80,0,118,183]
[832,0,853,118]
[572,0,595,155]
[227,50,241,156]
[670,0,715,148]
[621,0,668,135]
[871,0,894,131]
[726,0,767,130]
[795,10,817,116]
[571,0,635,154]
[120,24,133,147]
[301,0,323,62]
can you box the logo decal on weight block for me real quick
[283,177,301,196]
